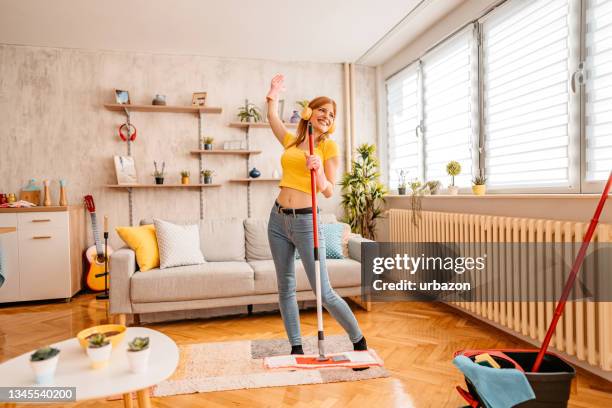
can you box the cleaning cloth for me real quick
[453,355,535,408]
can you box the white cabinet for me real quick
[0,208,85,303]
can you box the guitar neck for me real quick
[90,213,105,256]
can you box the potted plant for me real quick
[446,161,462,195]
[152,161,165,185]
[180,170,190,185]
[237,101,262,123]
[424,180,441,195]
[30,347,60,384]
[340,144,387,240]
[472,174,487,196]
[201,169,214,184]
[396,169,408,195]
[410,179,423,226]
[202,136,214,150]
[86,333,111,369]
[126,337,150,374]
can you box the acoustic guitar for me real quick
[83,195,113,292]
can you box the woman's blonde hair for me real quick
[287,96,337,149]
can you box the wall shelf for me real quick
[104,103,223,114]
[229,122,297,129]
[105,184,221,189]
[230,178,280,183]
[190,149,261,155]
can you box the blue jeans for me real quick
[267,203,363,346]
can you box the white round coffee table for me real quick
[0,327,178,407]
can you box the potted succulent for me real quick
[397,169,408,195]
[424,180,441,195]
[202,136,214,150]
[86,333,111,369]
[180,170,190,185]
[237,100,262,123]
[152,161,165,185]
[30,347,60,384]
[126,337,150,374]
[446,161,462,195]
[472,174,487,196]
[201,169,214,184]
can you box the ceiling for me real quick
[0,0,465,65]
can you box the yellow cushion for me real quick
[115,224,159,272]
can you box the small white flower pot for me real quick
[127,347,151,374]
[447,186,459,195]
[87,343,112,369]
[30,355,59,385]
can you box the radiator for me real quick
[388,209,612,372]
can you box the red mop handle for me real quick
[308,122,319,251]
[532,171,612,372]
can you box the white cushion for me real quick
[154,219,205,269]
[199,218,245,261]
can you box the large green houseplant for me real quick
[340,144,387,240]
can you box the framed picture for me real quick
[277,99,285,122]
[114,156,137,185]
[192,92,207,107]
[114,89,130,105]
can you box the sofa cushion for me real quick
[130,262,254,303]
[200,218,245,261]
[249,258,361,295]
[154,219,205,269]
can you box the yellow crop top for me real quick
[279,132,339,194]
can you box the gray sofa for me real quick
[109,214,371,322]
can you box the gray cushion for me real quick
[249,258,361,295]
[200,218,245,261]
[130,262,254,303]
[244,218,272,261]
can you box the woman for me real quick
[265,74,367,355]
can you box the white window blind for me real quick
[483,0,571,188]
[386,65,420,189]
[422,29,474,187]
[586,0,612,181]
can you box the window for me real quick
[422,29,475,186]
[386,65,420,189]
[482,0,571,188]
[585,0,612,182]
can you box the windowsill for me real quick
[386,194,607,199]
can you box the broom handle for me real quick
[308,122,325,358]
[532,171,612,372]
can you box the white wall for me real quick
[0,44,377,248]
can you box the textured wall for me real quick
[0,44,377,248]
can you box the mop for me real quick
[264,122,383,370]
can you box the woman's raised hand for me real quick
[267,74,286,101]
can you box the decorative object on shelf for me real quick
[202,136,214,150]
[0,193,7,205]
[114,156,137,185]
[192,91,207,107]
[237,99,262,123]
[153,161,166,185]
[289,110,300,123]
[58,180,68,206]
[180,170,190,185]
[20,179,40,205]
[272,169,280,179]
[127,337,151,374]
[446,160,462,195]
[42,180,51,206]
[424,180,441,195]
[118,122,137,142]
[86,333,112,369]
[7,193,16,203]
[396,169,408,195]
[114,89,130,105]
[152,94,167,106]
[30,347,60,385]
[201,169,214,184]
[340,144,387,240]
[249,168,261,178]
[472,173,487,196]
[223,140,246,150]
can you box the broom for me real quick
[531,170,612,372]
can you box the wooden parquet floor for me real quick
[1,294,611,407]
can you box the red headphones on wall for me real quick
[118,123,137,142]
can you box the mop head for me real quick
[264,349,383,370]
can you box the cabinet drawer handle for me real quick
[33,235,52,239]
[32,219,52,223]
